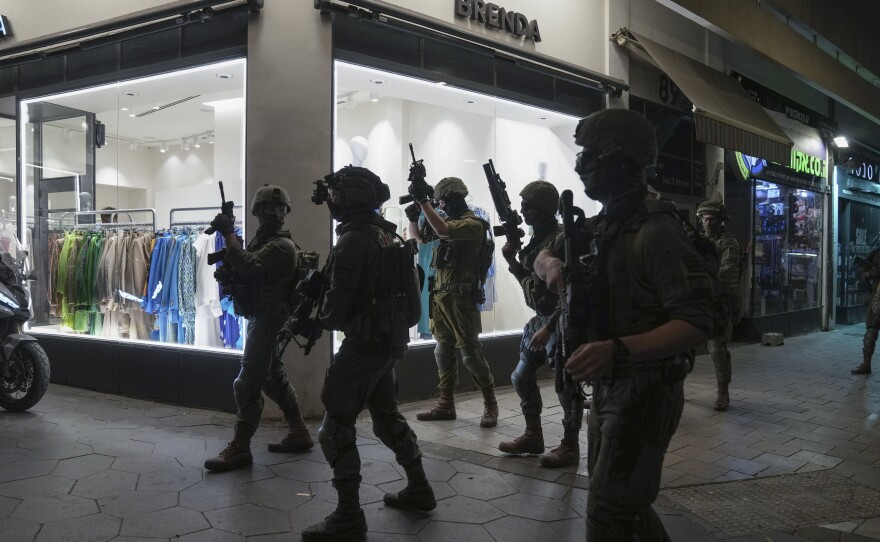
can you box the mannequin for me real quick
[350,136,369,167]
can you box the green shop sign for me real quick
[735,150,826,182]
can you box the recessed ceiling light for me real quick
[121,107,128,111]
[128,114,135,118]
[152,106,160,110]
[215,73,233,79]
[122,91,139,97]
[538,116,548,120]
[464,99,477,104]
[370,78,386,85]
[437,81,448,86]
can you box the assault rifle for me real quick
[556,190,591,395]
[206,181,237,265]
[399,144,434,205]
[483,159,524,250]
[275,269,327,358]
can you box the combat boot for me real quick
[480,387,499,428]
[852,354,872,375]
[539,430,580,469]
[268,407,314,453]
[303,483,366,542]
[713,381,730,412]
[417,388,456,421]
[499,414,544,455]
[204,437,252,472]
[383,461,436,512]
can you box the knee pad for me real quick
[318,413,357,467]
[511,361,536,396]
[434,342,455,362]
[233,368,260,405]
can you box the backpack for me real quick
[363,228,423,349]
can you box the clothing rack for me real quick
[73,208,157,230]
[169,206,243,228]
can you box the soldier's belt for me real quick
[605,358,673,379]
[434,283,474,294]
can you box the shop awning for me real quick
[615,29,793,165]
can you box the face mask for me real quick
[256,205,285,230]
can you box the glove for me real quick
[209,213,235,236]
[408,181,429,203]
[292,317,323,339]
[408,162,426,183]
[404,203,422,223]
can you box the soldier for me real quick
[497,180,584,468]
[534,108,713,540]
[852,249,880,375]
[407,177,498,427]
[204,185,313,473]
[697,199,742,411]
[302,166,436,541]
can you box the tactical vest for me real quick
[431,210,487,287]
[520,224,562,316]
[234,231,298,319]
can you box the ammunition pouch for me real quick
[213,265,259,319]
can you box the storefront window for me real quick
[838,198,880,314]
[753,180,822,316]
[334,61,594,344]
[19,59,246,351]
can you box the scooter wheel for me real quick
[0,341,50,412]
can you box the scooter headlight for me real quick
[0,291,20,310]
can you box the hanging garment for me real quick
[193,232,223,348]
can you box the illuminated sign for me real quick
[848,161,879,182]
[454,0,541,42]
[0,16,10,38]
[735,151,826,180]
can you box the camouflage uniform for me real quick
[429,208,494,391]
[704,230,741,385]
[224,230,304,440]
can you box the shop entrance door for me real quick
[22,102,96,324]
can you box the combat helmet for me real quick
[435,177,469,200]
[251,184,291,215]
[520,180,559,214]
[331,166,391,209]
[696,199,729,221]
[574,109,657,169]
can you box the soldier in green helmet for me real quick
[697,198,742,411]
[406,176,498,427]
[497,180,584,468]
[204,184,314,473]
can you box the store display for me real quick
[753,181,822,316]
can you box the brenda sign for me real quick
[454,0,541,42]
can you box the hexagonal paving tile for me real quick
[120,506,211,539]
[362,502,430,535]
[501,473,570,499]
[418,521,495,542]
[179,481,251,513]
[0,447,27,466]
[270,460,333,483]
[310,480,387,506]
[92,440,155,456]
[53,454,115,479]
[550,517,586,542]
[71,469,139,500]
[35,512,121,542]
[241,477,312,511]
[484,513,559,542]
[448,473,517,500]
[98,490,178,518]
[0,516,41,542]
[0,459,58,483]
[289,498,338,534]
[176,528,245,542]
[204,503,291,536]
[152,437,206,458]
[489,493,580,522]
[136,466,202,492]
[430,495,505,524]
[0,474,75,499]
[12,494,98,523]
[27,443,95,461]
[360,459,403,486]
[112,454,180,474]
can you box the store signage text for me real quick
[849,161,879,182]
[0,16,10,38]
[790,150,827,178]
[454,1,541,42]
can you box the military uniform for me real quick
[429,208,494,390]
[854,253,880,375]
[568,198,713,540]
[704,230,741,385]
[304,167,435,542]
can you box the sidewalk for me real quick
[0,324,876,541]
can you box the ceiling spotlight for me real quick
[183,139,191,151]
[128,114,135,118]
[833,136,849,148]
[123,91,139,97]
[370,78,386,85]
[81,121,87,129]
[437,81,448,86]
[464,99,477,104]
[370,93,379,103]
[128,141,136,151]
[216,73,233,79]
[194,139,201,148]
[209,133,215,145]
[121,107,128,112]
[160,143,167,153]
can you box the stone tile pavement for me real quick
[0,324,877,541]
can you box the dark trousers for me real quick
[318,339,422,500]
[586,368,684,541]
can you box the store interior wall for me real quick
[0,120,15,213]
